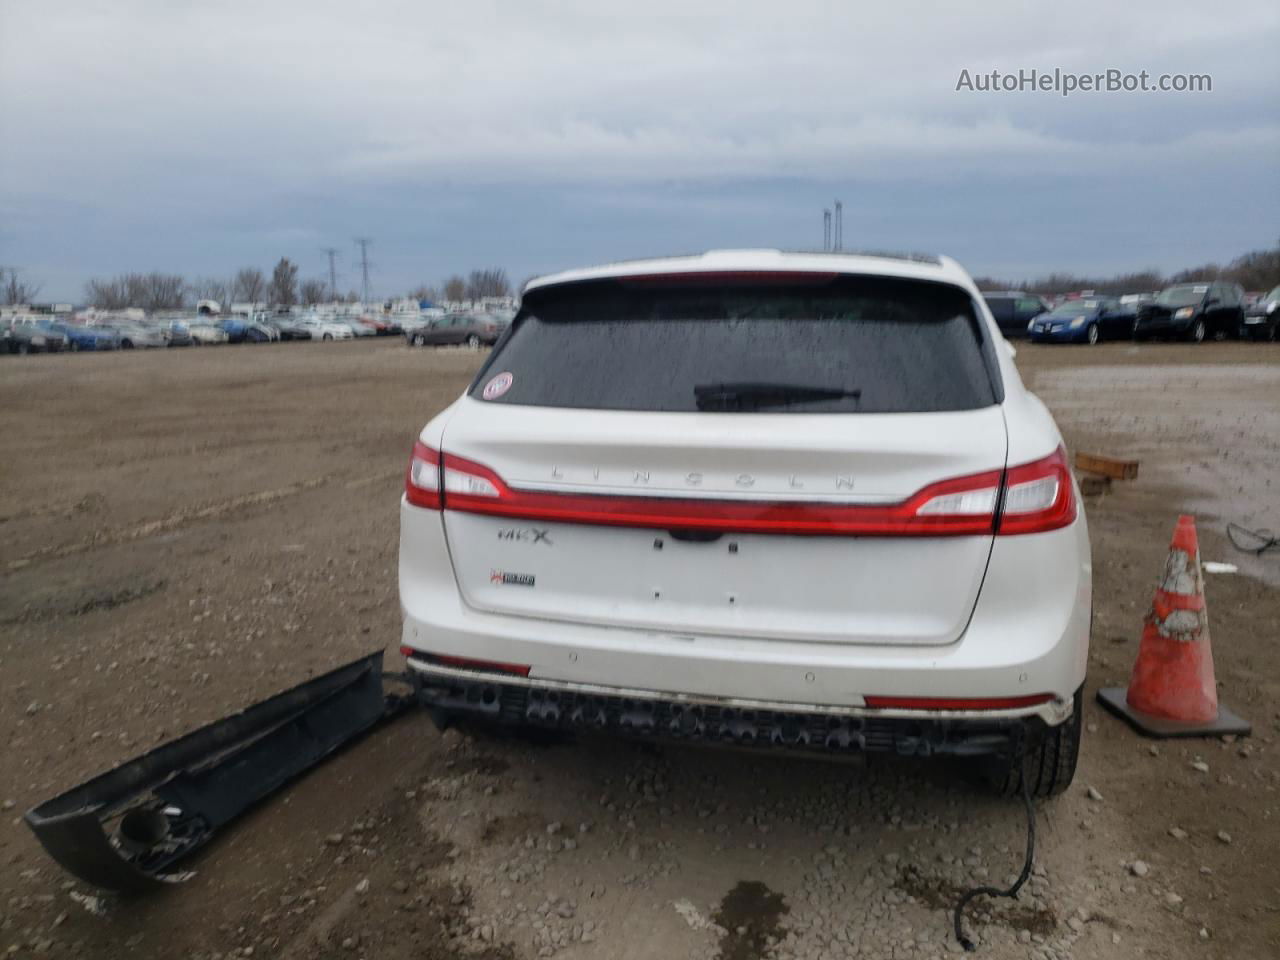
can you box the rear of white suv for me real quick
[399,250,1090,796]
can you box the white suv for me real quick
[399,250,1091,796]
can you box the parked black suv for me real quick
[981,291,1050,338]
[1134,282,1245,343]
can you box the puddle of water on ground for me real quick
[712,880,790,960]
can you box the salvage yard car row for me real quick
[2,308,512,355]
[985,281,1280,344]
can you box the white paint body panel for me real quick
[439,398,1007,645]
[399,251,1091,723]
[400,498,1090,723]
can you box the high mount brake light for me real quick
[619,270,839,288]
[404,444,1076,537]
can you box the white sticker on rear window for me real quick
[482,371,514,400]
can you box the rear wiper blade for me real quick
[693,381,862,410]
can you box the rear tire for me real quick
[323,333,333,341]
[983,689,1082,798]
[122,339,134,350]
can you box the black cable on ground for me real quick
[1226,522,1279,556]
[952,746,1036,952]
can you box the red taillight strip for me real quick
[863,693,1055,710]
[996,446,1076,535]
[405,443,1076,537]
[441,451,1000,537]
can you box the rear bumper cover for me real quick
[408,659,1063,757]
[400,498,1091,728]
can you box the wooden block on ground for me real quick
[1075,452,1139,481]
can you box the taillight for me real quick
[906,468,1003,533]
[905,447,1076,536]
[996,446,1076,535]
[405,442,1075,536]
[405,441,441,508]
[441,452,503,500]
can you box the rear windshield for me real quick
[471,274,1001,413]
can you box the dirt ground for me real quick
[1,339,1277,960]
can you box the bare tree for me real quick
[84,273,185,311]
[299,278,328,305]
[1168,264,1223,284]
[465,268,510,300]
[141,274,186,311]
[232,267,267,303]
[269,258,299,307]
[1,267,42,305]
[409,285,439,302]
[967,243,1280,297]
[85,277,127,310]
[443,274,467,302]
[189,276,229,307]
[1224,244,1280,290]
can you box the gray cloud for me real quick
[1,0,1277,298]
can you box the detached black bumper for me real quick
[412,664,1037,759]
[25,651,407,892]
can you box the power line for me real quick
[354,237,373,303]
[321,247,340,301]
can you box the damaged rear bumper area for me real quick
[408,659,1058,759]
[24,651,409,893]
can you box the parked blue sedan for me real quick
[49,322,122,351]
[1027,297,1124,345]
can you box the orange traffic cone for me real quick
[1097,515,1250,738]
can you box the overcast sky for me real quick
[2,0,1278,301]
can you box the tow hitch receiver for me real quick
[24,650,409,892]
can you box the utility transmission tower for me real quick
[823,209,832,251]
[833,200,843,251]
[354,237,373,303]
[321,247,339,301]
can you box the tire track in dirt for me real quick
[4,477,338,571]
